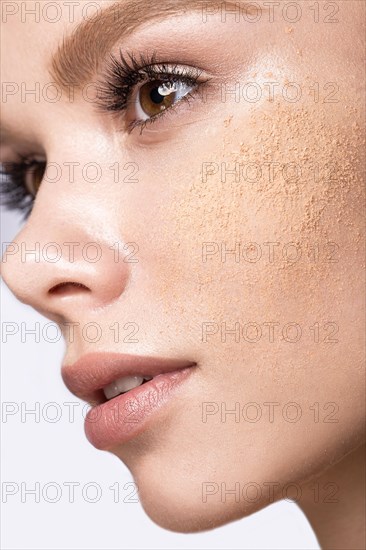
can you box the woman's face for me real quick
[1,0,365,532]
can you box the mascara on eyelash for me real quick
[0,161,35,218]
[96,49,205,114]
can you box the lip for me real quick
[62,353,196,450]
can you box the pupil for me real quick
[150,87,165,105]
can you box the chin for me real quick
[111,414,365,533]
[132,470,260,533]
[114,443,276,533]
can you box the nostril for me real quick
[48,282,91,296]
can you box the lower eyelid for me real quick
[136,70,216,124]
[127,82,210,136]
[98,51,214,125]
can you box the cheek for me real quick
[117,97,365,464]
[135,97,364,316]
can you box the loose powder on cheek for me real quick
[152,92,365,321]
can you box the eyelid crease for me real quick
[97,50,219,111]
[95,49,212,134]
[49,0,258,91]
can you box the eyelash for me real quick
[97,50,208,133]
[0,159,41,220]
[1,51,209,217]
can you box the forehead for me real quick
[1,1,115,83]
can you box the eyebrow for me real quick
[50,0,259,90]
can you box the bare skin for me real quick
[1,1,365,547]
[300,444,366,550]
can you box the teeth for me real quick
[103,376,144,400]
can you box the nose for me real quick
[1,210,130,322]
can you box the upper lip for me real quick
[62,353,196,406]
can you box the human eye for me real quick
[97,51,211,134]
[0,156,46,219]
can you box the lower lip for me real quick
[84,367,193,450]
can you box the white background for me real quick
[1,207,320,549]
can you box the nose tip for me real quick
[1,237,131,320]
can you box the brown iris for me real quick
[139,80,176,117]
